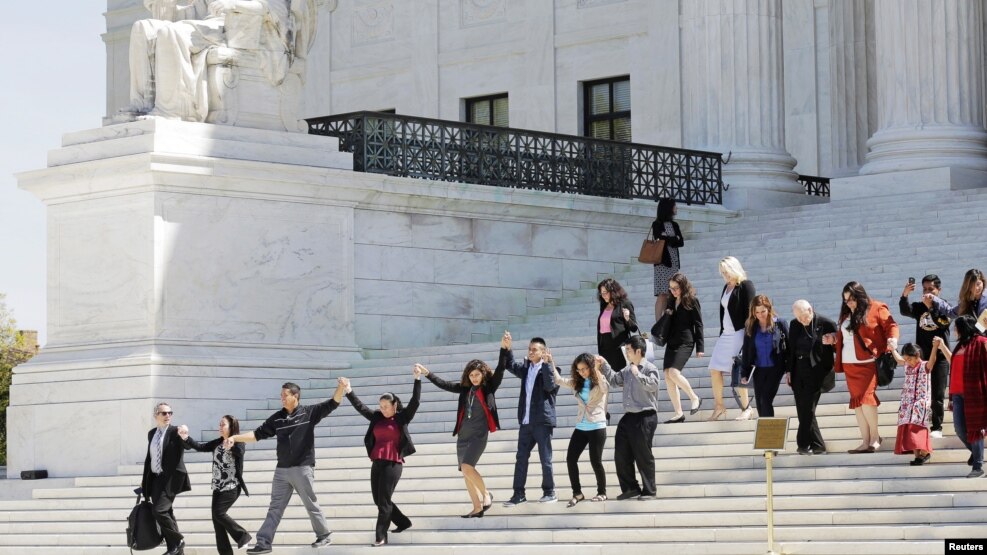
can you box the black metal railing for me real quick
[307,112,725,205]
[799,174,831,197]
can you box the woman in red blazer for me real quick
[835,281,900,453]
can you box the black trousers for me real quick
[370,460,411,542]
[614,410,658,496]
[212,489,249,555]
[929,357,949,432]
[792,362,826,451]
[751,365,785,417]
[150,478,183,550]
[566,428,607,497]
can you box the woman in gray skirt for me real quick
[417,356,505,518]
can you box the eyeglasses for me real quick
[157,411,173,416]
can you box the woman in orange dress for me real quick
[835,281,899,453]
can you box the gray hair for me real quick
[792,299,813,315]
[154,402,172,415]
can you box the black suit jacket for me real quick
[720,280,756,335]
[499,348,559,427]
[183,436,249,496]
[142,425,192,497]
[348,379,422,460]
[786,315,838,385]
[651,220,684,268]
[740,318,790,379]
[598,299,638,340]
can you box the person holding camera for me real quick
[899,275,951,438]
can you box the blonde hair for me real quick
[719,256,747,285]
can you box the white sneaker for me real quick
[734,407,754,421]
[930,430,943,439]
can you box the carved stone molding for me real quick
[461,0,506,28]
[352,1,394,46]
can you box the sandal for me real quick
[590,494,607,502]
[566,494,585,508]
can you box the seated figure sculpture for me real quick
[127,0,318,131]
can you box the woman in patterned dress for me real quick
[179,415,251,555]
[652,198,684,323]
[892,342,936,465]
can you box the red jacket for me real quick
[835,301,899,372]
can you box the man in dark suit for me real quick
[141,402,191,555]
[498,331,559,507]
[787,301,838,455]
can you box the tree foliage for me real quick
[0,294,34,466]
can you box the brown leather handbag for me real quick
[638,227,665,264]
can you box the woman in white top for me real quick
[707,256,756,421]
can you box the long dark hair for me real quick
[222,415,240,437]
[745,295,777,336]
[839,281,871,332]
[570,352,599,391]
[460,359,493,387]
[958,269,985,317]
[954,315,981,350]
[655,198,676,222]
[669,272,698,311]
[597,278,629,310]
[378,392,403,412]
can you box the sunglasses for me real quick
[157,411,173,416]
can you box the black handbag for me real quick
[126,490,163,552]
[853,331,896,387]
[820,369,837,393]
[651,313,671,347]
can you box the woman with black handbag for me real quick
[738,295,789,418]
[651,198,684,322]
[835,281,900,454]
[787,300,838,455]
[660,273,704,423]
[597,278,638,370]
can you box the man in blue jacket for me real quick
[499,331,559,506]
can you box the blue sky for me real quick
[0,4,106,344]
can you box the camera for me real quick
[908,277,916,285]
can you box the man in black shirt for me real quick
[226,380,347,554]
[900,274,951,437]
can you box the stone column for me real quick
[680,0,802,209]
[860,0,987,174]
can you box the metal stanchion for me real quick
[764,450,778,555]
[753,417,789,555]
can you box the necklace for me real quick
[467,387,478,419]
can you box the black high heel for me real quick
[663,414,685,424]
[461,510,484,518]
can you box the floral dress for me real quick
[897,361,931,427]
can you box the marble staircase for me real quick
[3,187,987,554]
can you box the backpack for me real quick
[126,490,163,552]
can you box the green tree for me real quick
[0,294,33,466]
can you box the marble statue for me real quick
[127,0,318,131]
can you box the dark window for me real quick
[377,108,396,114]
[584,76,630,142]
[466,94,509,127]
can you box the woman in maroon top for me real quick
[342,370,422,546]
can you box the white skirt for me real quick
[708,329,744,373]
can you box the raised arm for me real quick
[631,363,661,392]
[598,356,624,388]
[418,363,464,394]
[402,369,423,422]
[498,331,522,378]
[343,377,376,422]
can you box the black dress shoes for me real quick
[237,534,252,549]
[164,540,185,555]
[664,414,686,424]
[391,523,412,533]
[615,490,641,500]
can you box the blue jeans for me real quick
[513,424,554,497]
[951,394,984,470]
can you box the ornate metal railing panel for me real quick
[799,174,831,197]
[307,112,725,205]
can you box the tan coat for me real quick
[554,369,610,425]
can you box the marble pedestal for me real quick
[9,119,359,477]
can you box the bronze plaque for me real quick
[753,417,790,451]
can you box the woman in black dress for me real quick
[342,371,421,546]
[652,198,684,322]
[661,272,704,422]
[178,415,250,555]
[597,277,638,371]
[417,353,505,518]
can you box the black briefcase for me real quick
[126,490,163,552]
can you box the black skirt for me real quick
[663,343,693,370]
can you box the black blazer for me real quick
[348,379,422,460]
[786,314,838,384]
[500,348,559,427]
[720,280,756,335]
[427,364,505,436]
[182,436,249,496]
[651,220,684,268]
[667,298,705,354]
[141,425,191,497]
[740,318,790,379]
[597,299,639,340]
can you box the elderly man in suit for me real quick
[787,300,839,455]
[499,331,560,507]
[141,402,192,555]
